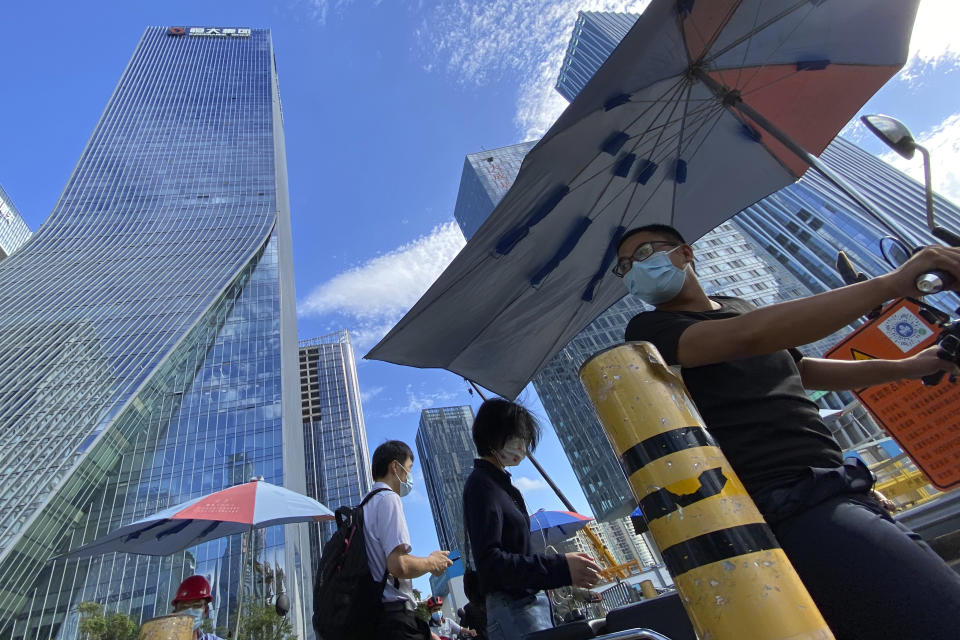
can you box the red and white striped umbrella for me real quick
[67,478,334,559]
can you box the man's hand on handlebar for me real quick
[882,245,960,296]
[900,344,960,380]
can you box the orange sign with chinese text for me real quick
[825,298,960,490]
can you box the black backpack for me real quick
[313,488,393,640]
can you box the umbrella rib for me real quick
[675,104,731,173]
[670,83,695,225]
[733,0,766,90]
[675,103,728,161]
[684,0,743,64]
[564,77,690,190]
[704,0,810,66]
[736,6,817,93]
[568,102,721,190]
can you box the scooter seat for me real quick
[523,618,607,640]
[604,593,696,640]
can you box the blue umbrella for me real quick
[367,0,921,399]
[529,509,594,547]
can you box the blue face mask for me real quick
[623,248,687,305]
[394,466,414,498]
[182,607,205,630]
[431,612,442,622]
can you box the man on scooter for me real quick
[615,224,960,640]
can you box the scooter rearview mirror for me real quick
[862,114,917,160]
[879,236,912,269]
[275,592,290,617]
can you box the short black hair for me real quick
[372,440,414,479]
[471,398,541,457]
[617,224,686,251]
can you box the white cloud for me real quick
[360,386,384,402]
[419,1,648,139]
[879,112,960,205]
[380,385,460,418]
[904,0,960,79]
[298,221,466,350]
[513,476,548,492]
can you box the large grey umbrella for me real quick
[366,0,920,398]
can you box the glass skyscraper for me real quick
[0,26,311,638]
[415,406,477,557]
[0,184,32,260]
[299,331,372,571]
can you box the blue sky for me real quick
[2,0,959,598]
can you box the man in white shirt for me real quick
[365,440,454,640]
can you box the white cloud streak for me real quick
[380,385,460,418]
[420,0,648,139]
[879,112,960,205]
[360,386,385,402]
[514,476,548,492]
[904,0,960,79]
[298,221,466,350]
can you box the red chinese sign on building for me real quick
[825,298,960,490]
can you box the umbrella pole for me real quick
[234,524,254,640]
[693,67,920,248]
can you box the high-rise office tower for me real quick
[415,406,477,557]
[299,331,373,570]
[0,184,32,260]
[0,26,311,638]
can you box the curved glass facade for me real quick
[0,27,309,638]
[0,184,31,260]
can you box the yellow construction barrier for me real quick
[580,342,834,640]
[139,614,194,640]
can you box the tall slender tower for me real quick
[0,26,310,638]
[299,331,373,570]
[415,406,477,557]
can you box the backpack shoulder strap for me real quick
[359,486,392,508]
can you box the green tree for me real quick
[77,602,139,640]
[414,600,430,623]
[236,598,296,640]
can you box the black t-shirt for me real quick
[624,296,843,496]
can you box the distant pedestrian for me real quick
[463,399,602,640]
[365,440,454,640]
[170,575,223,640]
[426,595,476,639]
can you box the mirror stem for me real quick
[916,144,935,233]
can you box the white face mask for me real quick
[182,606,205,630]
[495,438,528,467]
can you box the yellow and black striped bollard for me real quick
[580,342,833,640]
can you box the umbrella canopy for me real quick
[367,0,920,399]
[530,509,594,547]
[66,479,334,559]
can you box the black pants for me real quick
[756,461,960,640]
[374,609,431,640]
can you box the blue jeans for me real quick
[485,591,552,640]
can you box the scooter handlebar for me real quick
[916,270,956,295]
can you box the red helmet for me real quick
[172,575,213,605]
[426,596,443,610]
